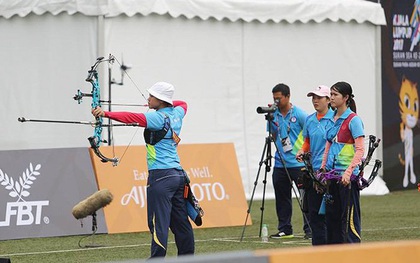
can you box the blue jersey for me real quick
[144,106,185,170]
[324,108,364,175]
[268,105,307,168]
[303,108,335,170]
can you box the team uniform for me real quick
[269,105,309,237]
[323,107,364,243]
[302,108,334,245]
[104,100,194,257]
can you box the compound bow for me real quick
[19,54,146,166]
[315,135,383,190]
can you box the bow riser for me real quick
[82,56,120,166]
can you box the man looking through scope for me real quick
[260,83,311,239]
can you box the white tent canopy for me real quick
[0,0,389,197]
[1,0,385,24]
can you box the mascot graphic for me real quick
[399,77,419,187]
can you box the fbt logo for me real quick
[0,201,49,226]
[0,163,50,227]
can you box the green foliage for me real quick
[0,190,419,262]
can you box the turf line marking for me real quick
[1,238,254,257]
[1,226,419,257]
[0,244,147,257]
[363,226,420,231]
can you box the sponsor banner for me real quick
[381,0,420,190]
[0,148,107,240]
[91,143,251,234]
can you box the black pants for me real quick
[307,185,327,245]
[272,167,310,235]
[325,181,361,244]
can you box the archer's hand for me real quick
[317,167,326,174]
[313,182,325,194]
[91,107,105,117]
[341,170,351,186]
[295,150,304,162]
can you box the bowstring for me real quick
[109,54,149,164]
[113,56,149,102]
[110,123,116,160]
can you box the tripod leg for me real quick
[259,137,272,238]
[240,137,271,241]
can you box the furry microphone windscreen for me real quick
[72,189,113,219]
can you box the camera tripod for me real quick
[240,112,276,241]
[240,133,273,241]
[240,113,311,241]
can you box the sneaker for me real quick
[269,232,294,239]
[304,233,312,239]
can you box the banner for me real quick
[91,143,251,234]
[0,148,106,240]
[381,0,420,191]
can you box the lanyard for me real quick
[276,106,293,139]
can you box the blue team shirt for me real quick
[324,108,364,175]
[302,108,335,170]
[268,105,307,168]
[144,106,185,170]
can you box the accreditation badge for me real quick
[281,137,293,152]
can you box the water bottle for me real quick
[261,224,268,242]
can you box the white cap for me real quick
[307,85,330,98]
[147,82,174,105]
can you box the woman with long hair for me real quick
[320,81,365,244]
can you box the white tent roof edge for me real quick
[0,0,386,25]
